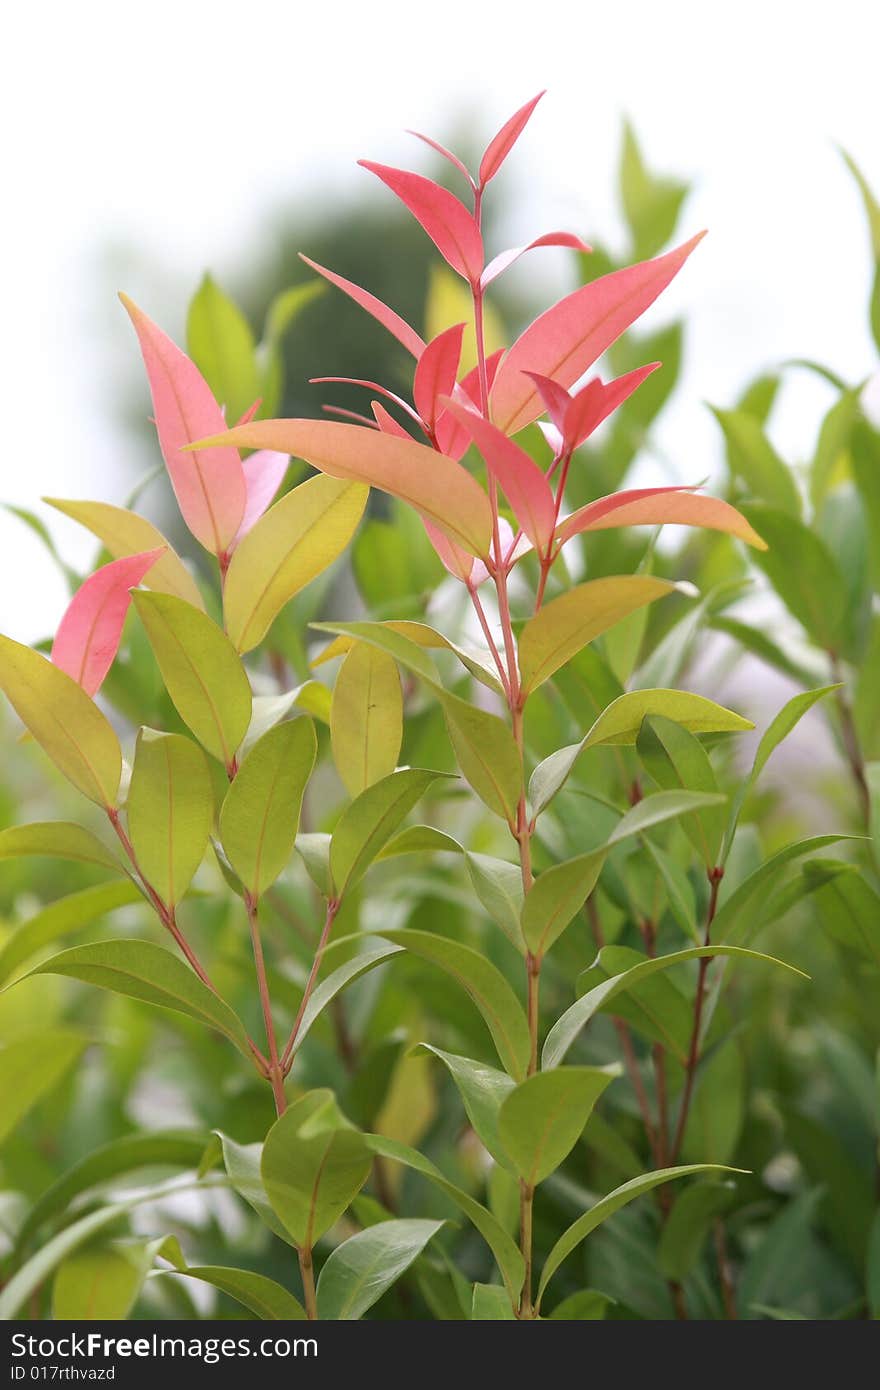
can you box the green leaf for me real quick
[867,1210,880,1318]
[811,388,861,507]
[580,945,694,1060]
[537,1165,731,1305]
[619,120,689,261]
[330,768,448,896]
[207,1132,292,1245]
[657,1180,735,1281]
[542,944,804,1069]
[722,686,840,860]
[737,1187,824,1319]
[0,823,123,878]
[364,1133,525,1303]
[806,861,880,966]
[518,577,675,694]
[439,688,521,824]
[711,406,801,515]
[261,1090,371,1247]
[710,835,857,945]
[637,716,725,867]
[0,635,122,807]
[378,929,531,1080]
[127,729,213,907]
[219,718,316,896]
[315,619,504,695]
[413,1044,514,1167]
[0,1029,88,1145]
[287,940,404,1058]
[466,853,526,951]
[157,1246,306,1320]
[0,881,142,984]
[377,825,464,860]
[498,1066,620,1186]
[132,592,252,768]
[529,689,751,814]
[316,1218,445,1320]
[22,939,252,1058]
[548,1288,614,1320]
[841,148,880,258]
[331,642,402,795]
[53,1242,153,1320]
[224,475,368,653]
[187,274,260,425]
[737,503,849,650]
[471,1282,515,1319]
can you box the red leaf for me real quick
[372,401,414,440]
[359,162,484,283]
[311,375,421,425]
[414,324,465,431]
[191,418,493,558]
[523,372,571,433]
[439,397,556,552]
[490,232,706,435]
[299,255,425,358]
[406,130,475,189]
[51,548,165,695]
[234,398,262,427]
[556,487,767,549]
[120,296,247,555]
[480,232,591,289]
[479,91,545,188]
[563,363,660,448]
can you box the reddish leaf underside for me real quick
[359,162,484,283]
[51,548,165,695]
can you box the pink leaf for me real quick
[234,399,263,427]
[479,91,545,188]
[423,517,475,584]
[372,401,414,440]
[191,418,493,559]
[413,324,465,431]
[406,130,475,189]
[563,363,660,448]
[359,162,484,283]
[299,255,425,358]
[439,397,556,552]
[234,450,290,542]
[51,548,165,696]
[311,375,422,425]
[120,296,246,555]
[437,348,507,460]
[469,517,516,586]
[461,347,506,406]
[323,405,379,427]
[489,232,706,435]
[480,232,592,290]
[523,372,571,433]
[555,487,767,549]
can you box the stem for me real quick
[281,898,340,1073]
[245,892,286,1112]
[467,581,510,697]
[670,866,724,1163]
[714,1217,738,1319]
[829,653,870,824]
[299,1246,318,1321]
[518,1183,535,1319]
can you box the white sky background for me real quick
[1,0,878,644]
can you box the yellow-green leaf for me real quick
[224,473,368,653]
[330,769,447,896]
[127,729,213,907]
[219,719,317,897]
[331,643,402,796]
[498,1066,620,1186]
[132,592,252,769]
[0,635,122,807]
[0,822,123,873]
[261,1090,371,1247]
[0,1029,89,1145]
[439,689,521,825]
[518,576,675,694]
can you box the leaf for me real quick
[377,929,530,1079]
[206,1132,292,1244]
[723,686,840,860]
[471,1283,515,1319]
[736,1187,824,1318]
[619,120,689,260]
[127,730,213,907]
[0,881,142,984]
[156,1241,306,1320]
[480,232,590,291]
[490,233,704,436]
[807,861,880,966]
[120,295,246,554]
[377,824,463,860]
[414,324,465,430]
[413,1044,514,1167]
[331,643,402,796]
[657,1180,735,1281]
[710,834,856,945]
[186,273,261,426]
[537,1165,730,1304]
[557,487,766,549]
[439,689,521,824]
[498,1066,619,1186]
[548,1289,614,1320]
[425,265,506,376]
[542,944,804,1069]
[330,769,446,896]
[580,945,694,1060]
[23,939,252,1058]
[299,255,425,357]
[737,503,849,650]
[637,716,724,866]
[192,419,493,559]
[0,635,122,806]
[313,619,503,694]
[466,853,526,951]
[44,498,205,609]
[365,1133,524,1302]
[711,407,801,515]
[235,450,290,540]
[529,688,751,814]
[439,397,556,551]
[223,472,368,652]
[519,577,675,694]
[0,821,122,873]
[289,940,404,1061]
[841,148,880,259]
[50,549,164,695]
[0,1029,88,1145]
[261,1090,372,1247]
[53,1242,151,1320]
[359,162,483,282]
[132,592,252,769]
[317,1218,445,1319]
[479,91,544,186]
[220,719,316,897]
